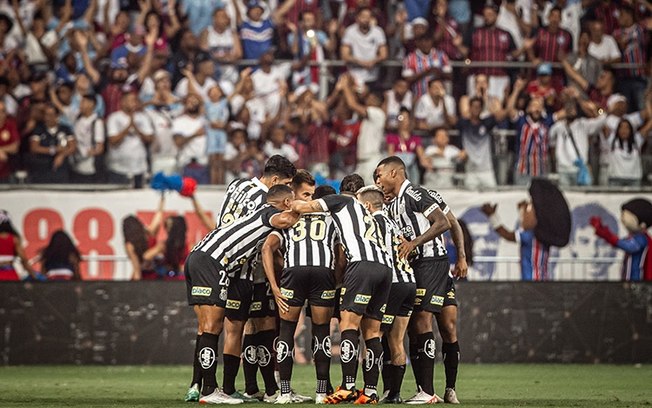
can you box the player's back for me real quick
[216,177,268,228]
[373,211,415,284]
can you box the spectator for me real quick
[0,210,36,281]
[180,0,223,36]
[224,125,249,182]
[199,7,242,85]
[458,74,498,118]
[431,0,467,61]
[386,107,424,183]
[605,118,645,187]
[414,79,457,131]
[542,0,583,50]
[175,51,218,101]
[234,0,298,61]
[0,101,19,182]
[401,15,428,54]
[49,80,75,127]
[205,84,230,185]
[341,6,388,89]
[423,127,465,189]
[263,126,299,163]
[341,0,388,30]
[287,10,337,88]
[496,0,531,50]
[402,33,452,99]
[561,31,603,98]
[563,61,615,114]
[251,49,291,117]
[526,63,560,113]
[71,74,105,119]
[587,20,621,64]
[169,29,199,87]
[28,104,76,183]
[71,93,105,183]
[173,93,209,184]
[527,6,573,88]
[382,78,412,132]
[40,230,81,280]
[590,0,620,35]
[613,5,648,112]
[106,91,154,188]
[457,96,507,189]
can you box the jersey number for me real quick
[292,219,326,242]
[363,215,384,249]
[221,213,236,227]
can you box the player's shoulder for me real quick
[403,183,429,203]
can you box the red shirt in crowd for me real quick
[533,27,573,62]
[0,116,19,179]
[471,26,515,77]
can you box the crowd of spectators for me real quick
[0,0,651,188]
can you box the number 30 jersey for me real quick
[273,213,339,270]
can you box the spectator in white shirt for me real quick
[340,7,388,88]
[174,51,218,101]
[414,79,457,131]
[606,119,644,187]
[263,126,299,163]
[199,7,242,85]
[106,92,154,188]
[588,20,620,64]
[71,94,105,183]
[173,93,209,184]
[423,128,465,189]
[251,49,291,117]
[382,78,412,132]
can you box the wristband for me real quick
[488,214,503,230]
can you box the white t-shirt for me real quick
[24,31,57,65]
[549,115,607,172]
[172,114,208,167]
[607,133,643,180]
[144,106,181,159]
[72,114,106,175]
[423,144,460,188]
[263,142,299,163]
[384,89,413,129]
[106,111,153,175]
[357,106,386,161]
[602,112,643,165]
[204,26,239,84]
[588,35,621,62]
[174,76,218,101]
[341,24,386,83]
[251,64,291,116]
[414,94,456,129]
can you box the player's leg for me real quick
[386,315,410,403]
[197,305,226,397]
[275,306,302,404]
[222,279,253,399]
[186,305,203,401]
[241,319,259,398]
[310,305,334,403]
[408,311,437,399]
[436,280,460,405]
[251,315,279,400]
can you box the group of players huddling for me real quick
[184,154,467,405]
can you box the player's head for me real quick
[461,206,500,280]
[266,184,295,210]
[262,155,297,187]
[340,174,365,197]
[356,185,385,213]
[291,170,316,202]
[568,203,618,279]
[0,210,18,237]
[375,156,407,196]
[314,185,336,199]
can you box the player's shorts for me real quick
[249,281,277,318]
[381,282,417,331]
[280,266,336,308]
[340,261,392,321]
[224,278,254,321]
[185,251,229,307]
[411,257,457,314]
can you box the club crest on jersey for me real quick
[430,295,444,306]
[276,340,291,363]
[424,339,436,359]
[257,345,272,367]
[243,345,258,364]
[249,301,262,312]
[354,294,371,304]
[281,288,294,299]
[364,349,375,372]
[220,288,228,301]
[191,286,212,296]
[199,347,216,369]
[226,299,241,309]
[321,290,336,300]
[340,339,356,363]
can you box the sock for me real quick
[277,320,298,395]
[258,329,279,395]
[312,323,332,394]
[417,332,436,396]
[363,337,383,397]
[391,364,406,398]
[442,342,460,390]
[222,354,240,395]
[381,336,392,393]
[191,334,203,387]
[340,329,359,390]
[409,334,421,390]
[197,333,219,396]
[242,334,259,395]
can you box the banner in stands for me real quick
[1,189,644,280]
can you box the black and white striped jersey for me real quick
[273,213,339,270]
[373,211,415,284]
[388,180,450,260]
[216,177,268,228]
[193,205,280,280]
[316,195,390,266]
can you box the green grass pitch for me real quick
[0,364,650,407]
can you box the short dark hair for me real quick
[469,96,484,108]
[291,169,315,190]
[377,156,406,170]
[267,184,294,201]
[549,6,562,15]
[263,155,297,179]
[340,174,365,194]
[356,6,371,15]
[357,189,384,210]
[314,185,336,199]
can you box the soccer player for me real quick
[185,185,299,404]
[356,185,416,403]
[375,156,464,404]
[261,173,340,404]
[291,174,392,404]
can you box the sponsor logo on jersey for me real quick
[257,345,271,367]
[249,301,262,312]
[321,290,336,300]
[340,339,356,363]
[430,295,444,306]
[191,286,212,296]
[405,186,422,201]
[382,314,395,325]
[281,288,294,299]
[243,345,258,364]
[354,294,371,304]
[226,299,241,309]
[416,288,426,297]
[199,347,216,369]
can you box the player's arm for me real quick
[481,203,517,242]
[446,210,468,279]
[261,233,290,313]
[398,202,451,259]
[270,210,301,229]
[291,200,326,214]
[334,243,347,286]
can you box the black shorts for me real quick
[281,267,336,308]
[225,279,277,321]
[411,257,457,314]
[340,261,392,321]
[381,282,417,330]
[249,281,277,318]
[185,251,229,307]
